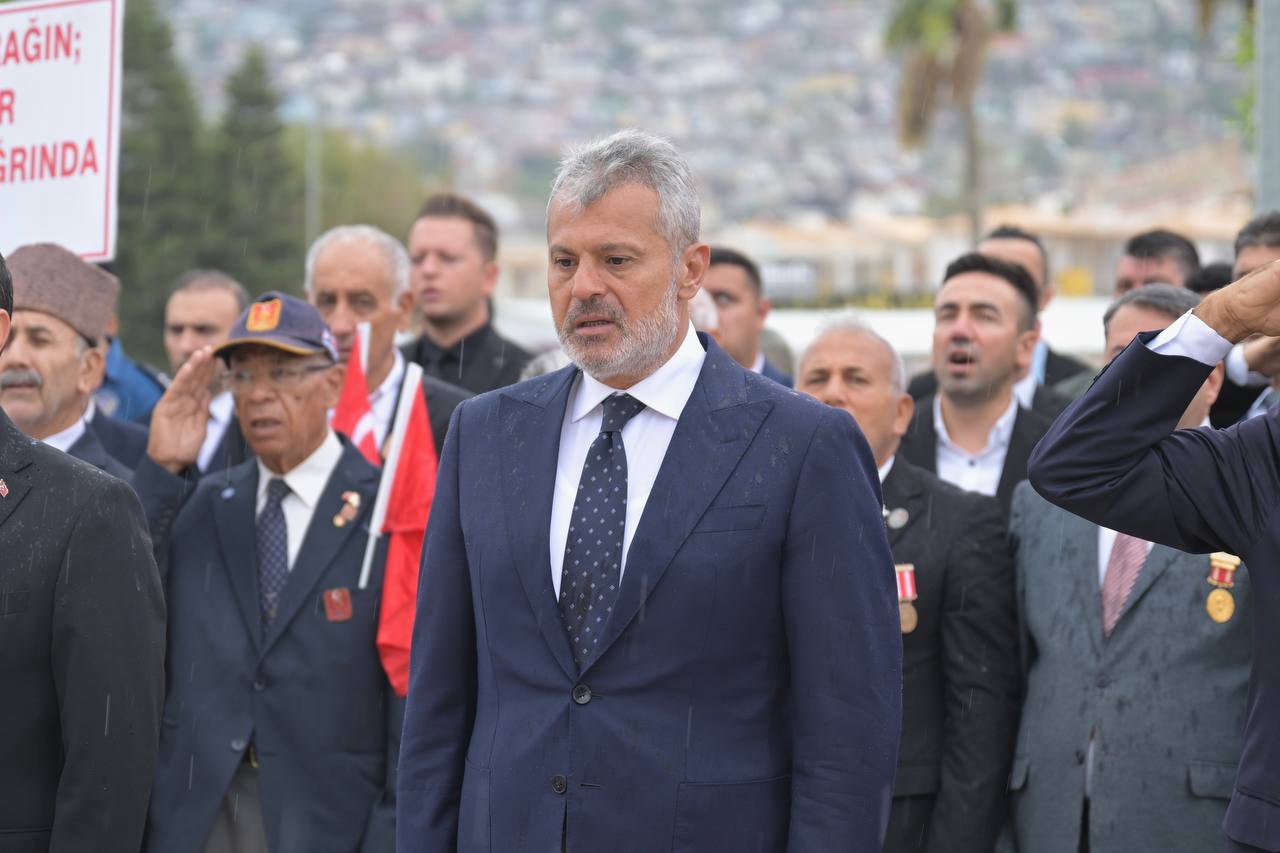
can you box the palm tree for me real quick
[885,0,1016,243]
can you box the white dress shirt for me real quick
[198,391,235,472]
[550,323,706,598]
[1012,370,1037,410]
[367,349,406,451]
[749,351,765,373]
[933,394,1019,497]
[877,455,895,484]
[255,430,343,570]
[41,417,86,453]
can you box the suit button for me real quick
[572,684,592,705]
[551,774,568,795]
[253,674,268,692]
[1075,749,1085,765]
[231,738,247,752]
[1096,675,1110,689]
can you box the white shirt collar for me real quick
[933,393,1019,456]
[749,351,765,373]
[256,429,343,511]
[84,396,98,423]
[209,390,234,425]
[42,417,87,453]
[368,349,405,408]
[570,322,706,424]
[877,455,895,484]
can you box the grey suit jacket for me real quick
[1007,482,1252,853]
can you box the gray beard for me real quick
[558,275,681,383]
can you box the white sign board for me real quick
[0,0,123,261]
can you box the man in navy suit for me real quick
[1029,259,1280,852]
[143,293,397,852]
[397,130,901,852]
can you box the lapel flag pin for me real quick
[333,491,361,527]
[323,587,353,622]
[0,478,8,498]
[220,486,236,500]
[887,508,909,530]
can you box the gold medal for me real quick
[1206,588,1235,623]
[899,601,919,634]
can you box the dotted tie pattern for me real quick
[559,393,646,669]
[257,477,291,635]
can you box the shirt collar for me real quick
[1031,338,1049,384]
[570,322,706,424]
[84,396,98,423]
[933,393,1019,456]
[42,417,87,453]
[369,349,405,406]
[750,351,765,373]
[256,429,343,511]
[209,390,234,425]
[877,455,895,484]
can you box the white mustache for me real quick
[0,369,42,389]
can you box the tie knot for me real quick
[600,394,645,433]
[265,477,291,507]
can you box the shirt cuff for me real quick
[1225,342,1274,387]
[1147,310,1232,367]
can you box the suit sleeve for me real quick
[925,491,1020,853]
[1029,335,1280,557]
[397,401,477,852]
[49,475,165,853]
[783,408,901,852]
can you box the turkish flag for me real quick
[332,326,380,466]
[375,376,437,696]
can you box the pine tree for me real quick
[203,47,304,294]
[114,0,207,366]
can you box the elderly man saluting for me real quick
[143,293,397,853]
[397,130,900,852]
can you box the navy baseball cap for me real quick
[214,291,339,362]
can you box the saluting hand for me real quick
[1196,259,1280,342]
[147,346,217,474]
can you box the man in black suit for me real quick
[0,250,165,852]
[702,247,793,386]
[797,317,1019,853]
[306,224,470,457]
[0,243,132,477]
[1028,257,1280,852]
[899,252,1054,517]
[401,193,532,392]
[143,292,398,852]
[909,226,1086,418]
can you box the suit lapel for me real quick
[583,344,771,676]
[500,367,580,681]
[899,401,938,473]
[1112,543,1180,629]
[0,411,34,529]
[881,460,927,549]
[996,409,1036,510]
[212,462,264,652]
[263,445,377,655]
[1065,512,1106,656]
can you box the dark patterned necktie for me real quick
[257,477,291,634]
[559,393,646,669]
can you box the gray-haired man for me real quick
[397,130,900,852]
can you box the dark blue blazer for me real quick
[398,335,901,853]
[1029,333,1280,853]
[87,409,149,469]
[761,357,793,388]
[68,426,132,480]
[145,442,397,853]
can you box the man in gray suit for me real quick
[1008,284,1251,853]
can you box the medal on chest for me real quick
[1205,552,1241,623]
[896,563,919,634]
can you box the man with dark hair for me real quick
[1114,228,1200,296]
[1186,261,1235,295]
[899,252,1053,517]
[702,246,791,386]
[1213,213,1280,425]
[0,248,166,852]
[910,225,1085,418]
[401,192,531,393]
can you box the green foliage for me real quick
[199,46,305,294]
[113,0,207,365]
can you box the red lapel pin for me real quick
[0,479,8,498]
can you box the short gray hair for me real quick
[548,129,701,254]
[304,225,410,300]
[1102,283,1200,334]
[803,315,907,394]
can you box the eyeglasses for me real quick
[227,363,332,393]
